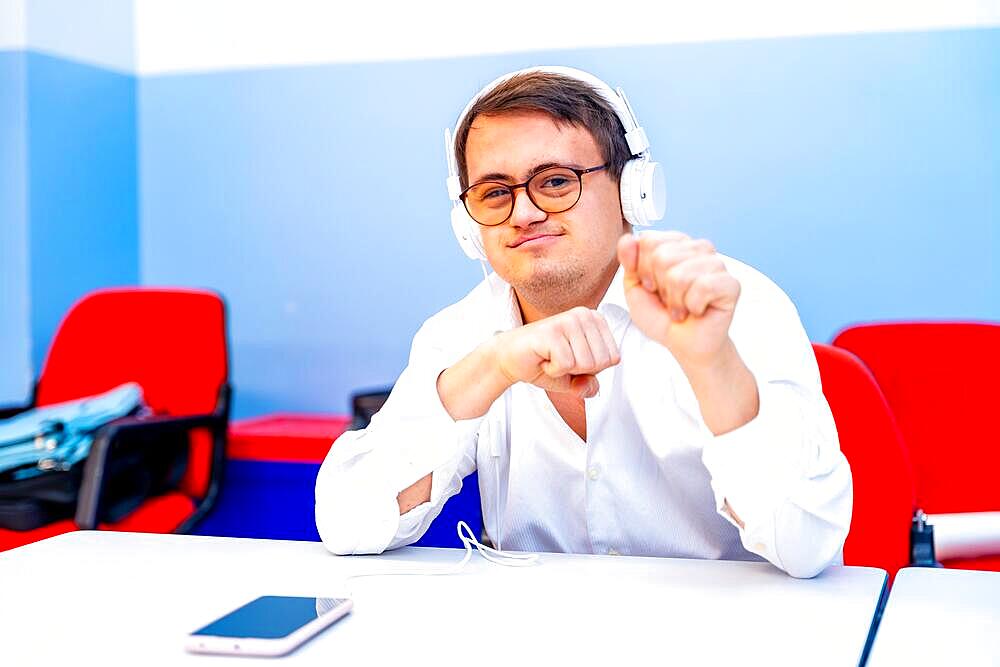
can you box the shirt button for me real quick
[588,468,599,481]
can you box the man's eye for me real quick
[475,186,511,208]
[482,187,509,200]
[541,176,571,189]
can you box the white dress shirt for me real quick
[315,256,853,578]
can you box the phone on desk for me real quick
[185,595,353,656]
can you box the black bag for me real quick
[0,426,190,531]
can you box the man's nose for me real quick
[508,186,547,228]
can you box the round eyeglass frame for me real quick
[460,163,608,227]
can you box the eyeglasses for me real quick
[460,164,608,227]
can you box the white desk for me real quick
[0,531,885,666]
[867,567,1000,666]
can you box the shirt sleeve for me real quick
[699,265,853,579]
[314,321,484,555]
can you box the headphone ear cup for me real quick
[641,160,667,224]
[451,206,487,260]
[619,158,644,226]
[619,158,666,227]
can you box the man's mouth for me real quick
[508,232,563,248]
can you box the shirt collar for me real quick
[597,265,629,317]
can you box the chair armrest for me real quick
[0,403,33,420]
[75,412,226,529]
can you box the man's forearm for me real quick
[436,338,513,420]
[679,339,759,437]
[397,473,433,514]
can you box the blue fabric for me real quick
[0,383,144,479]
[192,459,484,548]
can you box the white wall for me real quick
[5,1,999,73]
[24,0,134,71]
[0,0,26,49]
[133,0,1000,74]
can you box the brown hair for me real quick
[454,71,632,190]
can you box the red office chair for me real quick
[833,322,1000,571]
[0,288,230,552]
[813,343,916,579]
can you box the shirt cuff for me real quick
[319,363,484,554]
[371,362,485,494]
[389,450,468,549]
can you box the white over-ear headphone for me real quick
[444,65,667,261]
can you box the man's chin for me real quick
[507,261,583,293]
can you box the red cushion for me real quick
[0,520,77,552]
[833,323,1000,515]
[181,428,214,498]
[34,288,228,500]
[227,414,352,462]
[0,493,198,553]
[98,492,196,533]
[813,344,916,578]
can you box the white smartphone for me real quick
[185,595,353,657]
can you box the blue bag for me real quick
[0,383,146,480]
[0,383,189,531]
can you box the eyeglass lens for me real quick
[463,167,583,226]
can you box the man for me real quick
[315,67,852,578]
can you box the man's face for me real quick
[464,111,627,296]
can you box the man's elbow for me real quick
[781,555,835,579]
[315,477,399,556]
[315,504,360,555]
[776,520,849,579]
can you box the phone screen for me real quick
[192,596,347,639]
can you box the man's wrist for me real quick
[675,338,743,383]
[481,334,518,395]
[437,337,515,420]
[677,338,760,435]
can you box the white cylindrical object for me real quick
[928,512,1000,561]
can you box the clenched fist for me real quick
[617,231,740,368]
[438,307,621,421]
[493,306,621,398]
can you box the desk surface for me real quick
[0,531,885,666]
[867,566,1000,667]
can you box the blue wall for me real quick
[138,27,999,418]
[0,51,32,404]
[2,29,997,416]
[26,52,140,372]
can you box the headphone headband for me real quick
[447,66,648,199]
[445,66,666,261]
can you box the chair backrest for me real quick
[813,343,915,577]
[832,322,1000,515]
[34,288,229,499]
[351,386,393,430]
[36,288,227,415]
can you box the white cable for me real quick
[340,521,538,597]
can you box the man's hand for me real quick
[617,231,740,368]
[494,306,621,398]
[437,307,621,421]
[617,230,758,438]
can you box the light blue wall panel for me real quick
[27,52,139,371]
[0,50,32,403]
[138,28,999,417]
